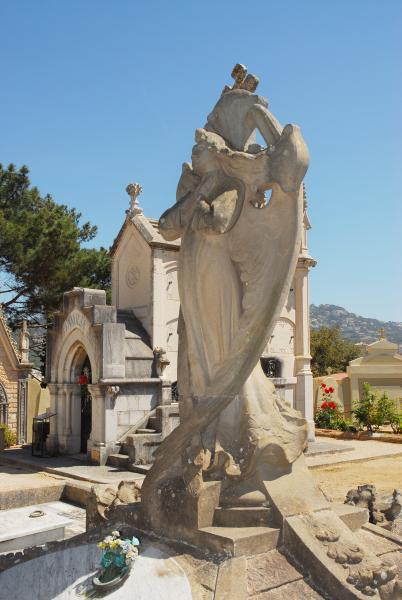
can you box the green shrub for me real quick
[390,414,402,434]
[0,423,16,447]
[353,383,399,432]
[333,418,358,433]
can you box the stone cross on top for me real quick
[126,182,143,217]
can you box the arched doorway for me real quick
[71,346,92,454]
[79,356,92,453]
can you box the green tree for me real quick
[310,326,360,377]
[0,163,111,365]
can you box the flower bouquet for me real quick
[93,530,140,591]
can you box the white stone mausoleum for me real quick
[45,185,316,466]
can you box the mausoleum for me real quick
[314,334,402,416]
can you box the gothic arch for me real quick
[55,330,98,383]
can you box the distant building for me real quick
[314,335,402,415]
[0,308,49,443]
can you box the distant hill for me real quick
[310,304,402,345]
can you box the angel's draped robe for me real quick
[159,177,307,475]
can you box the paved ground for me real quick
[0,464,66,492]
[0,446,144,484]
[2,436,401,482]
[306,436,402,468]
[1,437,402,510]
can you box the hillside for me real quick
[310,304,402,345]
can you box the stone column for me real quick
[60,383,81,454]
[46,383,59,455]
[64,385,72,434]
[294,256,316,442]
[56,383,65,442]
[152,248,166,351]
[57,386,69,453]
[17,374,28,444]
[70,384,82,440]
[87,383,108,465]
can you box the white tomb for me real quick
[0,503,73,553]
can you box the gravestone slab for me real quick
[0,503,72,552]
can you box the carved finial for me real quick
[378,327,386,340]
[231,63,247,88]
[222,64,260,95]
[126,182,143,217]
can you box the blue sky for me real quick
[1,1,401,322]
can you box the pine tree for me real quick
[0,163,111,366]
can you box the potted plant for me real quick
[93,530,140,591]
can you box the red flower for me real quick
[324,388,330,394]
[78,374,88,385]
[329,386,334,393]
[321,383,326,389]
[321,400,337,410]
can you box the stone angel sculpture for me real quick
[142,64,310,528]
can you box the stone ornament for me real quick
[125,265,140,288]
[153,347,170,377]
[18,320,30,364]
[126,182,143,217]
[346,484,402,526]
[221,63,260,95]
[307,513,397,597]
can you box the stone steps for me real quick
[135,428,157,434]
[198,525,280,557]
[147,415,160,431]
[107,453,130,469]
[213,506,274,528]
[129,463,152,475]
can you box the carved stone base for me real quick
[138,454,401,597]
